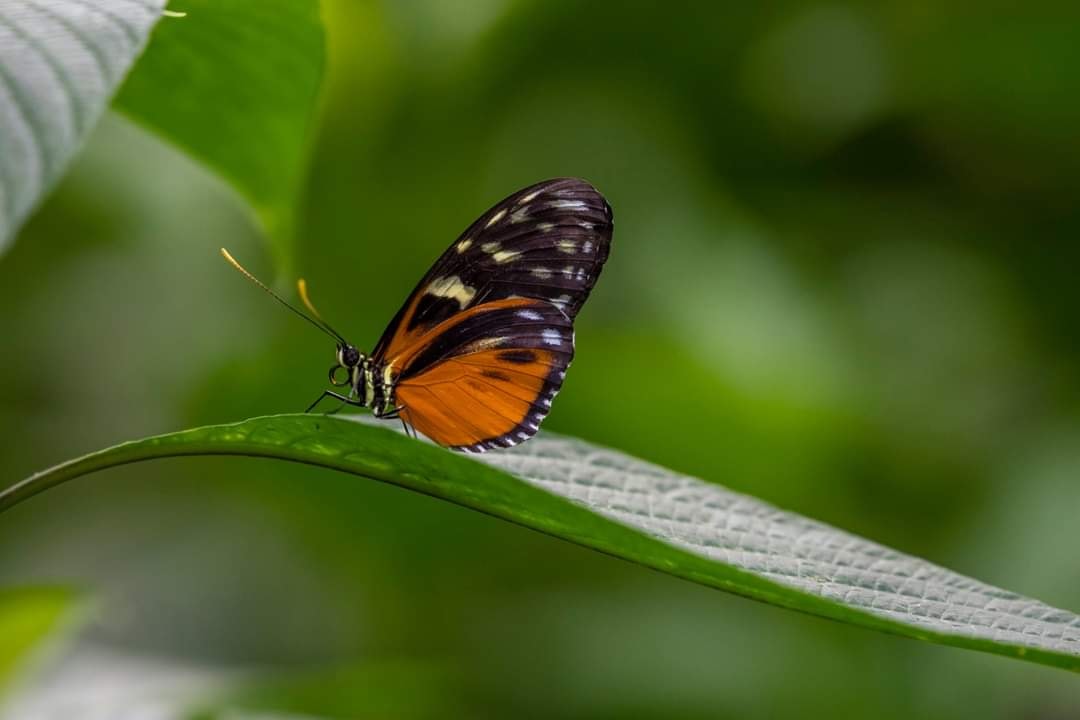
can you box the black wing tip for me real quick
[519,177,612,213]
[531,178,615,252]
[528,176,597,190]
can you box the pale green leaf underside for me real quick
[0,0,165,251]
[2,415,1077,672]
[486,433,1080,665]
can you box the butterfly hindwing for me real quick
[393,298,573,451]
[372,178,612,365]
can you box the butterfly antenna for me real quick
[220,248,347,344]
[297,278,349,342]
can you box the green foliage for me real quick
[6,415,1078,672]
[0,0,323,268]
[115,0,325,270]
[0,588,79,699]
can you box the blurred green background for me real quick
[3,0,1080,716]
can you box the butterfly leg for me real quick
[375,404,415,439]
[323,397,350,416]
[305,390,365,414]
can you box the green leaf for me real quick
[0,0,165,252]
[3,415,1078,672]
[0,587,80,699]
[113,0,325,270]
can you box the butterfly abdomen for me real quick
[361,358,398,418]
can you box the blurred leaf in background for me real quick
[0,588,79,700]
[115,0,325,270]
[2,0,1080,717]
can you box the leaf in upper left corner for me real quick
[0,0,165,254]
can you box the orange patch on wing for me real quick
[395,348,554,447]
[386,296,544,371]
[377,289,429,362]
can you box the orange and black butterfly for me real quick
[223,178,613,452]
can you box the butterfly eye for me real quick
[341,345,361,367]
[329,365,351,387]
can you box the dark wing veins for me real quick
[371,178,613,361]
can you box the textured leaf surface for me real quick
[2,415,1078,672]
[113,0,325,269]
[0,0,165,251]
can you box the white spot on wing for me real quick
[549,199,587,210]
[542,328,563,346]
[486,209,507,227]
[537,222,555,232]
[492,249,521,264]
[520,190,541,203]
[562,265,575,279]
[481,241,501,253]
[557,239,577,254]
[426,275,476,308]
[464,336,508,353]
[517,309,543,321]
[531,267,552,280]
[582,240,593,254]
[510,206,530,223]
[456,238,472,253]
[552,294,572,309]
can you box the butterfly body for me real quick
[225,178,612,453]
[337,352,390,417]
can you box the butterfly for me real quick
[223,178,613,453]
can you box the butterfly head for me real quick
[330,343,365,387]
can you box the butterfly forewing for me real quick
[364,177,612,452]
[371,178,612,365]
[393,298,574,452]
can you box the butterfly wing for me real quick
[392,297,573,452]
[371,178,612,365]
